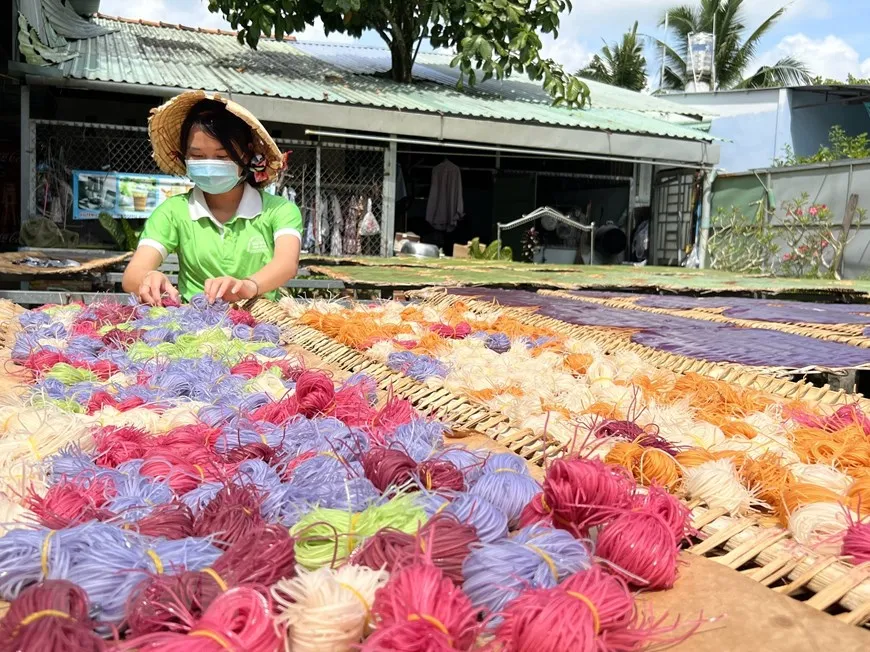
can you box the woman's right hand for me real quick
[139,270,180,306]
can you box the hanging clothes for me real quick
[303,206,315,252]
[396,165,407,202]
[344,196,363,256]
[425,159,464,233]
[329,193,343,256]
[315,197,330,254]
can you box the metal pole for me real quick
[497,224,502,259]
[381,138,397,257]
[697,170,715,268]
[20,85,31,228]
[589,223,596,265]
[315,145,321,254]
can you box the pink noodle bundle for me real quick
[120,587,282,651]
[361,564,481,651]
[0,581,106,651]
[229,357,299,380]
[369,396,417,443]
[495,565,641,652]
[249,396,299,424]
[227,308,258,327]
[520,458,635,536]
[330,383,378,427]
[596,511,680,590]
[294,370,336,417]
[842,516,870,563]
[223,442,285,466]
[127,525,295,636]
[192,485,266,548]
[86,392,149,414]
[429,322,472,339]
[353,514,479,584]
[21,350,70,375]
[631,485,693,542]
[135,502,196,539]
[93,426,151,466]
[417,459,465,493]
[363,448,418,492]
[27,476,115,529]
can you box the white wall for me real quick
[666,89,792,172]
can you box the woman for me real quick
[123,90,302,305]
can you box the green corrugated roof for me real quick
[49,16,712,142]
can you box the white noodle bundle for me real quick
[272,565,389,651]
[788,502,856,552]
[684,459,755,515]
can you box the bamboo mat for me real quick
[0,251,131,276]
[247,297,870,629]
[414,289,870,408]
[542,289,870,352]
[0,301,868,646]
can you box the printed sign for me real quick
[72,170,192,221]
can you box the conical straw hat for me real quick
[148,90,283,182]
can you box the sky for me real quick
[100,0,870,86]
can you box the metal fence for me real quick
[710,159,870,279]
[29,120,389,256]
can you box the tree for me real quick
[811,74,870,85]
[578,21,646,91]
[656,0,811,90]
[207,0,590,107]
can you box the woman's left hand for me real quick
[204,276,258,303]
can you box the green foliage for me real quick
[655,0,811,90]
[774,126,870,167]
[707,204,778,273]
[811,74,870,85]
[468,237,512,260]
[207,0,589,107]
[578,22,646,91]
[98,213,141,251]
[709,194,866,280]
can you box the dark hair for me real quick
[179,99,262,187]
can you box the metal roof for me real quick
[48,16,713,142]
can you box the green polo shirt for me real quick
[138,185,303,301]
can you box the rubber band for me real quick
[540,494,552,514]
[193,464,205,480]
[201,567,228,592]
[189,629,232,649]
[567,591,601,634]
[434,502,449,516]
[18,609,72,627]
[146,549,164,574]
[525,543,558,580]
[337,581,372,620]
[591,376,614,384]
[493,468,519,474]
[27,435,42,462]
[408,613,452,644]
[41,530,55,576]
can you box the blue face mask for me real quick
[185,159,242,195]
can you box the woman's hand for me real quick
[204,277,258,303]
[139,271,179,306]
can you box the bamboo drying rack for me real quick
[247,296,870,626]
[541,289,870,352]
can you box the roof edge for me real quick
[95,13,297,42]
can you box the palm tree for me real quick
[656,0,811,90]
[578,22,647,92]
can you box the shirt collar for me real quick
[188,185,263,228]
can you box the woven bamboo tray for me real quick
[250,297,870,627]
[413,289,870,409]
[0,251,132,277]
[544,289,870,352]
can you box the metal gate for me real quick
[28,120,390,256]
[651,169,697,265]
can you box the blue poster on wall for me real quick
[72,170,193,221]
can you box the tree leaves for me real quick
[207,0,589,107]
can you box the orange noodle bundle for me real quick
[605,442,682,492]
